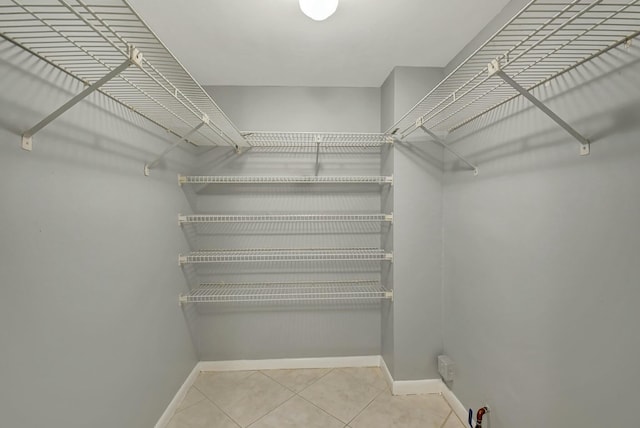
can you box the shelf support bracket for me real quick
[419,126,478,175]
[21,46,143,151]
[314,135,322,176]
[488,59,590,156]
[144,114,209,176]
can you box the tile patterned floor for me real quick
[167,367,467,428]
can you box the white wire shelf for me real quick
[0,0,247,149]
[178,213,393,224]
[242,132,394,147]
[179,280,393,304]
[391,0,640,138]
[178,175,394,185]
[178,248,393,265]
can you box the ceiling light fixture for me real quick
[299,0,339,21]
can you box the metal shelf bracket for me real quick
[419,126,479,175]
[178,294,188,306]
[21,45,143,151]
[386,290,394,301]
[144,114,210,176]
[488,59,590,156]
[315,135,322,176]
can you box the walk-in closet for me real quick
[1,1,639,427]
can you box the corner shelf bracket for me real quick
[487,59,590,156]
[21,45,143,151]
[144,114,210,176]
[418,124,479,175]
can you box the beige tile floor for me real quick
[167,367,467,428]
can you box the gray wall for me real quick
[444,0,530,75]
[442,38,640,428]
[380,69,396,133]
[190,86,384,360]
[380,67,446,380]
[207,86,380,132]
[0,42,198,428]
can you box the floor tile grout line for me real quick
[192,385,243,428]
[169,386,207,416]
[259,367,334,395]
[294,367,389,425]
[294,390,350,425]
[232,371,297,427]
[334,367,389,392]
[259,369,299,394]
[440,409,454,428]
[245,392,299,428]
[191,372,254,428]
[440,391,468,427]
[344,385,388,426]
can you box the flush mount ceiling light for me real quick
[299,0,339,21]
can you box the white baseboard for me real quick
[392,378,446,395]
[379,356,447,396]
[154,362,201,428]
[442,386,471,427]
[198,355,381,372]
[380,356,394,390]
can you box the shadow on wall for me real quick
[395,139,445,172]
[443,43,640,179]
[0,41,196,176]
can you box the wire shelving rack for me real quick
[179,280,393,304]
[178,175,393,185]
[178,248,393,265]
[391,0,640,140]
[178,213,393,224]
[242,132,394,147]
[0,0,248,149]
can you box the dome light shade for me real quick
[299,0,339,21]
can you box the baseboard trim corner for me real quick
[379,356,394,390]
[154,362,201,428]
[442,385,470,425]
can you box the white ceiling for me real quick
[127,0,512,87]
